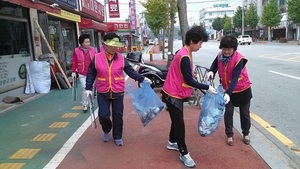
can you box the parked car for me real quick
[237,35,252,45]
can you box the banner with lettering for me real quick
[108,0,120,18]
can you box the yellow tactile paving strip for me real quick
[0,163,25,169]
[48,122,70,128]
[61,113,80,118]
[9,149,40,159]
[31,133,57,141]
[71,106,83,110]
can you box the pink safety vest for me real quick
[217,51,252,93]
[162,47,193,99]
[74,47,96,75]
[94,52,125,93]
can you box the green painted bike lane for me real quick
[0,88,93,169]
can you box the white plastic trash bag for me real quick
[25,63,35,94]
[29,61,51,93]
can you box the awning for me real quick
[79,18,108,32]
[8,0,60,14]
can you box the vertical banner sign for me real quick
[130,0,136,31]
[108,0,120,18]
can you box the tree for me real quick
[245,3,259,38]
[223,15,232,34]
[167,0,177,53]
[212,17,224,31]
[141,0,169,36]
[287,0,300,43]
[177,0,189,45]
[261,0,282,41]
[233,6,243,30]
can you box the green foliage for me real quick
[287,0,300,24]
[142,0,169,36]
[223,15,232,32]
[212,17,224,31]
[245,3,259,29]
[233,6,243,29]
[261,0,282,27]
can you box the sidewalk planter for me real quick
[279,38,287,43]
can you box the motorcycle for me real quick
[126,51,169,88]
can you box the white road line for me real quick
[43,109,99,169]
[269,70,300,80]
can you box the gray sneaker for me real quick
[179,152,196,168]
[167,141,179,151]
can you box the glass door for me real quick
[48,21,67,73]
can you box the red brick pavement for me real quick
[57,60,270,169]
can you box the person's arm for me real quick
[123,58,145,83]
[85,58,97,91]
[181,57,209,90]
[71,50,77,72]
[209,56,218,75]
[226,59,244,95]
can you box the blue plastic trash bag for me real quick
[198,84,225,137]
[125,82,166,126]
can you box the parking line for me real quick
[269,71,300,80]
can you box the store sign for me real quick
[108,0,120,18]
[109,22,130,32]
[47,10,81,22]
[56,0,77,9]
[80,0,105,21]
[0,55,29,94]
[129,0,136,31]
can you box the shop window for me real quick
[0,19,30,57]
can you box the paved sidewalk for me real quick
[56,59,271,169]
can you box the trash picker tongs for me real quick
[88,94,97,128]
[72,76,77,101]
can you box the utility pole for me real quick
[242,0,244,35]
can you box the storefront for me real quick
[0,1,32,97]
[38,10,80,75]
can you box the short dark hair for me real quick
[79,34,90,45]
[185,26,208,45]
[103,32,120,42]
[219,35,238,51]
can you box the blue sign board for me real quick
[56,0,77,9]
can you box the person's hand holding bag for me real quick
[224,93,230,104]
[207,85,217,94]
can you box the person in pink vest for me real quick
[85,33,151,146]
[206,35,252,146]
[71,34,96,113]
[161,26,216,168]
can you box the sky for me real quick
[98,0,242,26]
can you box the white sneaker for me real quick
[179,152,196,168]
[167,141,179,151]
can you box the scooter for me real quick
[126,51,169,88]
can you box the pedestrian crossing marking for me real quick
[0,163,25,169]
[31,133,57,141]
[61,113,80,118]
[71,106,83,110]
[48,122,69,128]
[9,149,40,159]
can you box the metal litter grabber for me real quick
[88,94,97,128]
[72,77,77,101]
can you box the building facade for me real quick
[0,0,116,100]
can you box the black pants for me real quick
[97,94,124,140]
[224,100,251,137]
[166,101,188,155]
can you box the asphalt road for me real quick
[171,39,300,166]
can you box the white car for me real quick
[148,39,154,45]
[237,35,252,45]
